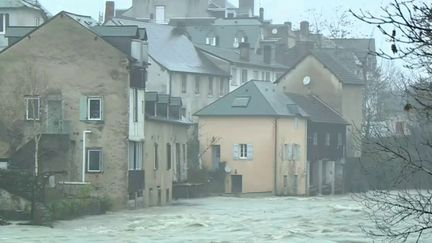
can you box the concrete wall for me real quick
[0,8,45,50]
[143,119,188,207]
[198,116,308,195]
[126,0,211,22]
[277,55,363,158]
[0,14,131,209]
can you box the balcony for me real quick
[43,120,72,135]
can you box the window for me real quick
[265,72,271,81]
[233,144,253,160]
[146,101,156,116]
[294,117,299,129]
[283,144,301,161]
[25,96,40,120]
[0,14,7,34]
[325,133,331,146]
[241,69,248,84]
[206,36,217,46]
[208,77,214,96]
[157,103,168,118]
[181,74,187,93]
[219,78,225,96]
[313,132,318,146]
[166,143,172,170]
[155,5,165,24]
[194,76,200,94]
[154,143,159,170]
[35,17,40,26]
[239,144,248,159]
[88,97,102,120]
[133,88,138,122]
[231,68,238,86]
[253,71,259,80]
[129,142,143,170]
[337,133,343,147]
[87,149,102,173]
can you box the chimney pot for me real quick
[300,21,310,34]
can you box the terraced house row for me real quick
[0,0,376,209]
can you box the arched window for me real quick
[233,31,248,47]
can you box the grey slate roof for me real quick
[0,0,50,18]
[195,80,347,125]
[195,80,308,117]
[287,93,348,125]
[278,46,364,85]
[184,19,262,49]
[108,17,228,77]
[197,44,287,69]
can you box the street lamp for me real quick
[82,130,92,183]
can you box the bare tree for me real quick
[305,6,355,39]
[351,1,432,241]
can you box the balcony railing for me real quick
[43,120,72,135]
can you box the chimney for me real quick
[300,21,310,34]
[259,7,264,21]
[239,42,250,61]
[104,1,115,23]
[263,45,272,64]
[284,21,292,31]
[239,0,254,17]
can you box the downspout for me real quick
[274,118,278,195]
[169,72,173,96]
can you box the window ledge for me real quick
[82,120,105,124]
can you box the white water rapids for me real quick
[0,195,405,242]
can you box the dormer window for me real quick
[0,14,8,34]
[233,31,248,48]
[205,32,217,46]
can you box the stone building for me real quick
[0,12,147,209]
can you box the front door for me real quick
[231,175,242,193]
[47,100,62,133]
[211,145,221,170]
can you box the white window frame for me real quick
[87,97,102,121]
[87,149,102,173]
[208,77,214,96]
[239,144,248,159]
[0,14,5,34]
[25,96,40,121]
[129,142,143,171]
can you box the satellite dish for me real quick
[224,165,232,174]
[303,76,311,86]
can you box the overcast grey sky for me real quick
[37,0,394,50]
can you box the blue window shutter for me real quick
[295,144,301,161]
[233,144,239,160]
[80,96,87,121]
[287,144,293,161]
[247,144,253,160]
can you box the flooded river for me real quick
[0,195,384,242]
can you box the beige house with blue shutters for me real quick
[195,80,347,195]
[195,81,310,195]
